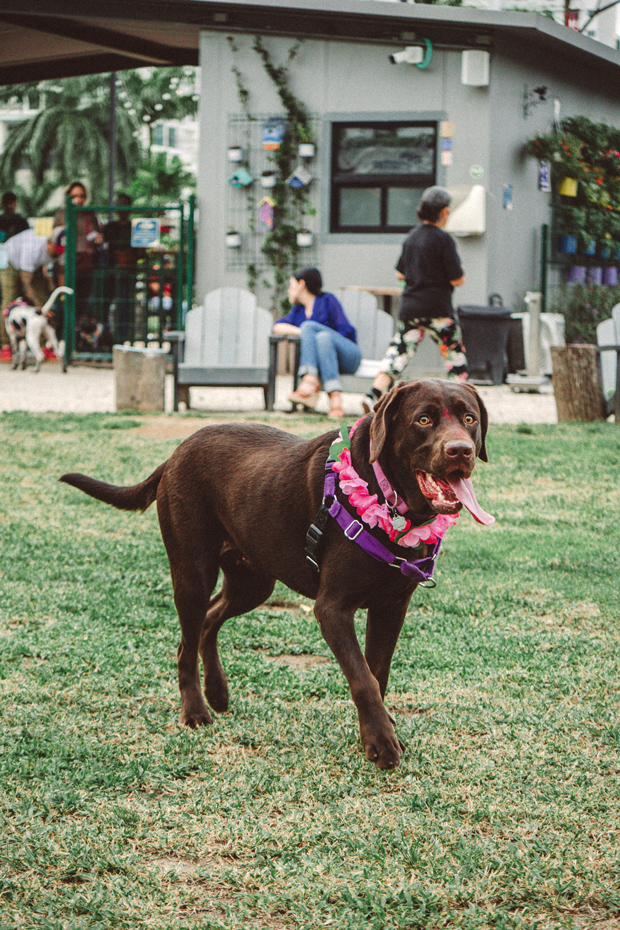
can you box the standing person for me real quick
[273,267,362,419]
[363,186,468,413]
[0,191,30,243]
[103,193,145,343]
[53,181,103,318]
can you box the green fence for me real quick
[62,196,195,365]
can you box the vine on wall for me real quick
[227,35,316,314]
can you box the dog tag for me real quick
[392,514,408,532]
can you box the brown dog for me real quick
[60,379,492,769]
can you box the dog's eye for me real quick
[464,414,476,425]
[417,415,433,426]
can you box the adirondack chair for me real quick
[269,288,395,409]
[169,288,273,411]
[597,302,620,420]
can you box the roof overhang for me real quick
[0,0,619,86]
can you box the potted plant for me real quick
[261,170,277,188]
[226,229,242,248]
[296,228,313,247]
[554,204,585,255]
[297,124,315,159]
[608,210,620,260]
[227,144,244,163]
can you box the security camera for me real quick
[389,46,424,65]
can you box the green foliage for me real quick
[551,282,620,342]
[0,68,198,206]
[128,151,195,206]
[2,412,620,928]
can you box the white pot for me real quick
[298,143,315,159]
[227,146,244,162]
[296,230,313,247]
[261,172,277,188]
[226,232,242,248]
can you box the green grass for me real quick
[1,411,620,929]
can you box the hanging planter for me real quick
[226,230,242,248]
[581,235,597,256]
[558,177,578,197]
[296,229,313,248]
[227,145,244,163]
[587,266,603,285]
[566,265,587,285]
[298,142,315,159]
[603,266,618,286]
[261,171,277,189]
[558,234,577,255]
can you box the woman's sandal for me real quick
[288,376,320,410]
[328,406,345,418]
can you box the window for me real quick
[330,121,437,233]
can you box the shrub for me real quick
[551,283,620,343]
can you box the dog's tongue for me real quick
[446,476,495,525]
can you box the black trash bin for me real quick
[456,298,513,385]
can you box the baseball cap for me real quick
[420,186,452,208]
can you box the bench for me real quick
[169,288,274,411]
[269,288,394,409]
[597,303,620,422]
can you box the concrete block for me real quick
[114,345,167,412]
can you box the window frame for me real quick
[329,119,438,235]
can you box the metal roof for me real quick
[0,0,619,85]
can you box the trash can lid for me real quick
[457,305,513,318]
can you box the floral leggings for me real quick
[379,316,468,381]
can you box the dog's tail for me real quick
[60,462,166,513]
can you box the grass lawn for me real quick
[1,410,620,930]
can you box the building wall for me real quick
[196,29,620,323]
[197,31,493,315]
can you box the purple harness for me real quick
[305,450,441,588]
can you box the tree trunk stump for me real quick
[550,344,605,421]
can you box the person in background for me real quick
[53,181,103,318]
[363,185,468,414]
[103,193,145,343]
[273,266,362,418]
[0,191,30,243]
[0,227,54,311]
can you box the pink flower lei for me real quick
[332,438,458,549]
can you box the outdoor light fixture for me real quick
[388,39,433,69]
[523,84,549,117]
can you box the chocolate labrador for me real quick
[60,379,493,769]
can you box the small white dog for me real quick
[6,286,72,372]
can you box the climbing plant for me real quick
[227,36,316,314]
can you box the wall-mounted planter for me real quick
[599,244,612,260]
[558,177,578,197]
[226,231,242,248]
[227,145,244,163]
[298,142,315,159]
[603,266,618,286]
[296,230,313,248]
[261,171,277,189]
[581,237,596,256]
[566,265,587,284]
[587,266,603,285]
[558,234,577,255]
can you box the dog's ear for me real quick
[461,382,489,462]
[369,381,416,463]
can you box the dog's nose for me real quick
[445,440,474,461]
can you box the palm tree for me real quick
[0,69,198,208]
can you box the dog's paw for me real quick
[180,706,213,728]
[361,722,404,770]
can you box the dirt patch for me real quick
[265,653,330,670]
[150,856,200,879]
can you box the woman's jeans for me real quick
[298,320,362,394]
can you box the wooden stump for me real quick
[550,344,605,421]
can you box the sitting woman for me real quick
[273,267,362,418]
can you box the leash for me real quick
[305,426,441,587]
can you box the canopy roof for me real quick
[0,0,619,85]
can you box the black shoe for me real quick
[362,387,383,414]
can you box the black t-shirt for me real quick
[0,212,29,243]
[396,223,464,321]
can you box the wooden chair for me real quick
[269,289,395,408]
[597,303,620,421]
[169,288,274,411]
